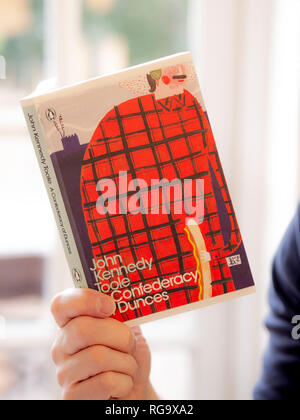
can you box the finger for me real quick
[131,326,151,387]
[53,317,135,362]
[51,288,116,328]
[57,345,138,388]
[63,372,134,400]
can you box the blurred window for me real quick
[82,0,189,74]
[0,0,43,93]
[0,0,55,258]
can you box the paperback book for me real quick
[21,52,255,326]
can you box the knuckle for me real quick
[50,294,62,318]
[122,325,135,352]
[90,346,106,369]
[51,344,59,365]
[68,317,89,344]
[51,339,62,365]
[56,367,66,388]
[125,354,138,378]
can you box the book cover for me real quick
[21,52,255,326]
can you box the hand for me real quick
[200,250,211,264]
[51,288,158,400]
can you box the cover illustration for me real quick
[22,53,255,326]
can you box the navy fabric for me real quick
[254,204,300,400]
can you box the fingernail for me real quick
[100,296,116,315]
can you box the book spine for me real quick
[22,104,88,289]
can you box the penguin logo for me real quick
[46,108,57,122]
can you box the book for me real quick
[21,52,255,326]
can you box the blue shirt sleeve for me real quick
[254,204,300,400]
